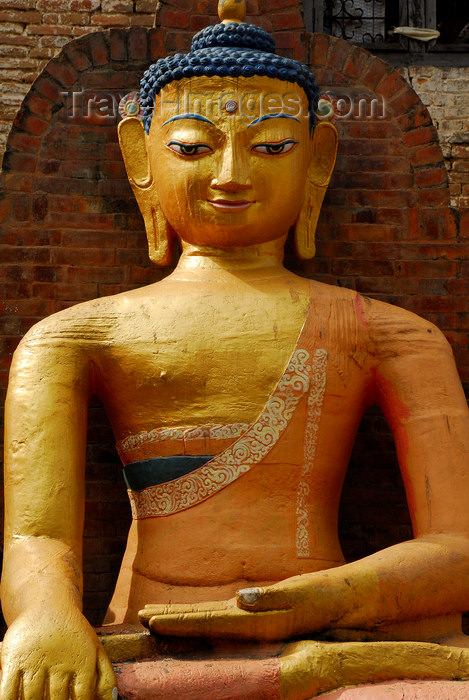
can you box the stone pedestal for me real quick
[98,626,469,700]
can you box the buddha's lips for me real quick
[208,199,254,212]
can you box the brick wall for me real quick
[0,7,468,626]
[0,0,160,160]
[400,66,469,211]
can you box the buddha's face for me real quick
[147,76,312,248]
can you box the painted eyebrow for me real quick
[248,113,301,127]
[162,113,216,127]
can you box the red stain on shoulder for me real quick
[354,294,368,328]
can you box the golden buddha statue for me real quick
[2,2,469,698]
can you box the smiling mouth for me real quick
[208,199,254,212]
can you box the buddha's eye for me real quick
[251,140,298,156]
[167,141,213,157]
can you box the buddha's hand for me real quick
[140,574,325,642]
[0,604,117,700]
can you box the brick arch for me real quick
[0,27,464,623]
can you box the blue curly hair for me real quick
[139,22,320,134]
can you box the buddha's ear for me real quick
[294,121,338,260]
[118,117,173,266]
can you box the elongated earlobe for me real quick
[118,117,173,266]
[294,121,339,260]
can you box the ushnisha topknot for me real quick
[139,0,320,134]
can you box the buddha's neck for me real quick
[173,237,289,282]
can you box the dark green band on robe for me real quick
[123,455,214,491]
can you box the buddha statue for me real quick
[2,1,469,698]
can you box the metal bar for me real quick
[303,0,324,32]
[398,0,409,49]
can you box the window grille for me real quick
[324,0,386,44]
[304,0,469,61]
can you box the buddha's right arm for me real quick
[1,322,116,700]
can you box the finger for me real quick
[139,600,235,625]
[0,668,21,700]
[237,585,298,611]
[148,607,293,642]
[96,646,117,700]
[22,669,47,700]
[72,669,96,700]
[48,672,73,700]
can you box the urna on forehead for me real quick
[149,75,311,129]
[139,0,319,134]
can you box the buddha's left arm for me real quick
[145,305,469,641]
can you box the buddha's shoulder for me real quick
[311,281,449,353]
[17,288,151,351]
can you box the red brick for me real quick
[461,210,469,238]
[10,193,29,220]
[61,230,127,249]
[159,8,190,28]
[376,70,409,100]
[7,131,40,154]
[269,10,303,31]
[129,14,154,26]
[361,57,392,91]
[130,265,159,284]
[190,14,210,31]
[418,189,450,207]
[64,44,92,72]
[46,58,78,87]
[0,246,50,263]
[88,32,110,66]
[395,105,432,133]
[343,46,370,80]
[326,37,352,72]
[338,223,399,241]
[13,109,49,136]
[162,31,191,53]
[50,247,115,265]
[164,0,193,8]
[110,27,128,61]
[0,9,40,21]
[410,144,445,168]
[414,167,448,188]
[259,0,299,10]
[128,26,148,61]
[453,145,469,159]
[135,0,157,11]
[2,150,36,173]
[91,14,130,26]
[27,94,52,120]
[389,87,421,115]
[60,266,125,284]
[0,298,55,316]
[393,260,459,279]
[148,27,165,60]
[33,75,62,102]
[32,193,48,221]
[404,125,438,149]
[27,23,73,35]
[69,0,101,9]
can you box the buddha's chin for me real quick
[177,224,289,250]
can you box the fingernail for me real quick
[238,587,260,605]
[112,687,119,700]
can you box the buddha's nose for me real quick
[211,144,252,191]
